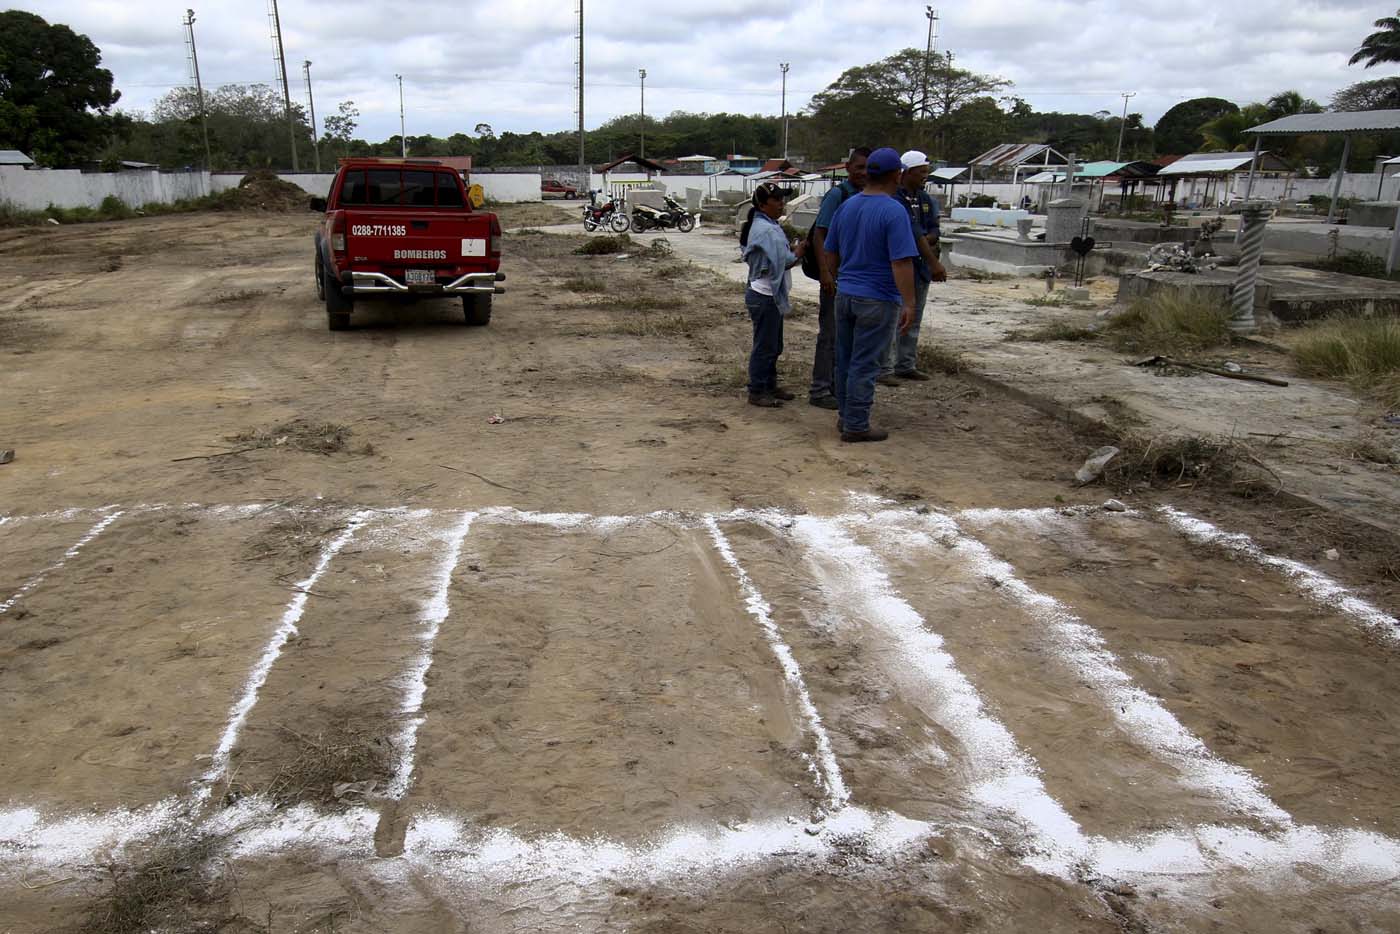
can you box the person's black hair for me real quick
[740,183,784,246]
[847,146,872,163]
[739,206,758,247]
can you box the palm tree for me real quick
[1200,104,1270,151]
[1350,10,1400,68]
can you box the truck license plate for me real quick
[406,269,435,285]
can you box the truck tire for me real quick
[324,264,353,330]
[462,293,492,326]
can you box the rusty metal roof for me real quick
[968,142,1064,168]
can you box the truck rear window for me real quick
[336,167,466,208]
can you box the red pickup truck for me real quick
[312,158,504,331]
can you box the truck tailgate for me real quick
[346,211,493,270]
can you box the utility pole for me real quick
[576,0,585,168]
[638,68,647,160]
[182,10,212,171]
[1115,91,1137,162]
[920,6,938,122]
[267,0,298,171]
[303,60,319,172]
[780,63,790,160]
[396,74,406,157]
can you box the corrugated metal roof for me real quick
[1246,110,1400,134]
[0,150,35,165]
[930,166,968,181]
[1157,151,1291,175]
[1023,161,1160,182]
[969,142,1062,168]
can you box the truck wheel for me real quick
[324,265,353,330]
[462,293,492,326]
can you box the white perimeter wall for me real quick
[476,173,541,202]
[0,166,210,210]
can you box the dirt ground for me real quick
[1,205,1399,933]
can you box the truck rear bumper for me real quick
[342,271,506,296]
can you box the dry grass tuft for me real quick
[81,826,236,934]
[563,276,607,293]
[255,722,395,810]
[1293,317,1400,409]
[1104,290,1232,354]
[917,343,965,375]
[607,312,699,337]
[1005,321,1098,343]
[574,234,634,255]
[1095,431,1278,494]
[228,420,351,455]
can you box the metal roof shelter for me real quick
[929,166,968,181]
[1157,151,1290,176]
[0,150,35,166]
[1241,110,1400,224]
[967,142,1067,187]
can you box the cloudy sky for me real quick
[14,0,1397,142]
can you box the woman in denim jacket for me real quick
[740,183,806,408]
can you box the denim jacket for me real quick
[742,211,797,316]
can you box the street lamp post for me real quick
[780,63,790,160]
[639,68,647,160]
[1115,91,1137,162]
[396,74,406,158]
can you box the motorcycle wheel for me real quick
[677,214,695,233]
[583,217,598,232]
[609,212,631,233]
[630,215,646,234]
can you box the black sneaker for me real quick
[876,374,902,388]
[748,393,783,408]
[772,387,797,401]
[808,395,839,410]
[840,427,890,443]
[895,369,931,381]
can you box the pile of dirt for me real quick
[218,170,313,212]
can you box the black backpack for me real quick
[801,183,850,280]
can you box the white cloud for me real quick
[9,0,1393,143]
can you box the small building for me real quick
[726,154,762,175]
[968,143,1066,184]
[673,154,725,174]
[1156,151,1292,208]
[1022,160,1162,210]
[435,156,474,177]
[0,150,35,168]
[596,153,667,176]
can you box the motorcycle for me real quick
[629,195,695,234]
[582,198,622,232]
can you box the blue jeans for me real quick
[834,292,899,433]
[880,278,930,376]
[745,288,784,395]
[808,287,836,400]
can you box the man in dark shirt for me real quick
[807,147,869,410]
[878,150,941,384]
[822,147,918,443]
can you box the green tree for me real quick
[321,100,358,161]
[1200,103,1269,151]
[1154,97,1238,154]
[1331,77,1400,111]
[0,10,122,166]
[1350,9,1400,68]
[1264,90,1322,120]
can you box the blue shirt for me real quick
[897,186,940,283]
[823,192,919,303]
[813,179,859,231]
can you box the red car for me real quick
[312,158,504,331]
[541,178,578,199]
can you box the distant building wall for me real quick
[0,166,210,210]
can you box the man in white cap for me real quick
[877,149,943,384]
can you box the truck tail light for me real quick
[330,212,347,254]
[489,215,502,261]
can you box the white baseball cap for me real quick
[901,150,930,170]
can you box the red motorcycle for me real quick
[582,197,622,232]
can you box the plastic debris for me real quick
[1325,548,1340,561]
[487,414,505,425]
[1075,445,1120,485]
[1103,499,1128,512]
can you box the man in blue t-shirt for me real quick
[822,147,918,443]
[807,147,869,410]
[879,150,943,384]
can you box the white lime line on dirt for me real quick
[702,517,850,812]
[883,508,1291,826]
[1158,505,1400,642]
[385,510,479,800]
[0,508,126,616]
[197,509,375,795]
[759,510,1094,877]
